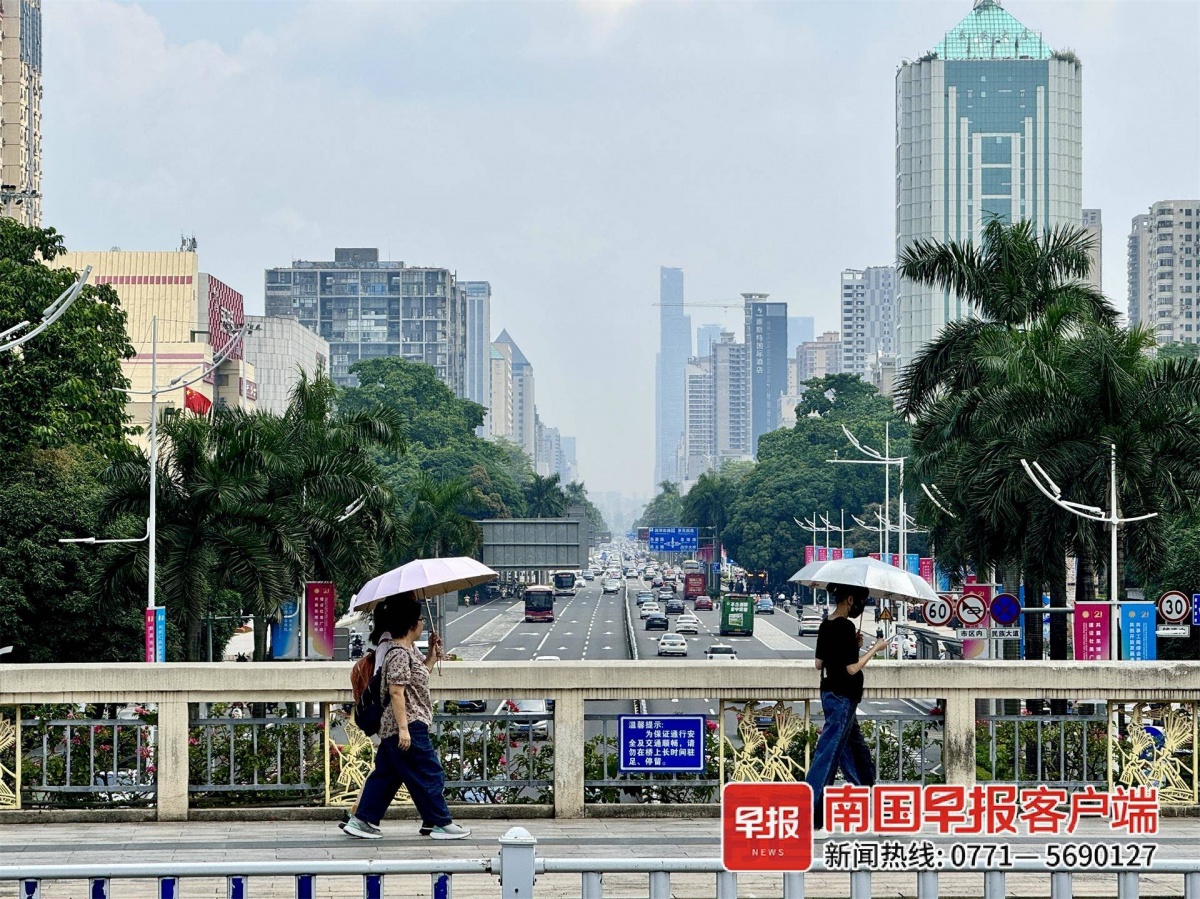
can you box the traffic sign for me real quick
[618,715,706,773]
[990,593,1021,627]
[1157,625,1190,638]
[923,596,954,627]
[1193,595,1200,627]
[957,592,988,627]
[992,627,1021,639]
[956,627,989,640]
[648,527,699,552]
[878,608,893,622]
[1157,590,1191,624]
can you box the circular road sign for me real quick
[923,596,954,628]
[957,592,989,627]
[990,593,1022,627]
[1158,590,1191,624]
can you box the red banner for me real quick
[305,582,336,659]
[805,545,815,565]
[144,608,157,663]
[919,557,934,585]
[817,547,829,562]
[831,548,843,560]
[1074,602,1112,661]
[961,584,993,660]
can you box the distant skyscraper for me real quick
[655,267,691,485]
[840,267,895,377]
[788,316,815,355]
[712,332,751,465]
[896,0,1082,365]
[1127,200,1200,344]
[493,329,536,457]
[743,294,788,453]
[797,332,843,383]
[462,281,492,407]
[487,341,514,441]
[696,323,723,359]
[683,357,715,484]
[1081,209,1102,292]
[1,0,41,226]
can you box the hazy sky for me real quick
[44,1,1200,497]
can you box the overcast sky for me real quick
[44,0,1200,498]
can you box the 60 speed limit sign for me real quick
[923,596,954,627]
[1158,590,1191,624]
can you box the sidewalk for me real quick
[2,817,1198,897]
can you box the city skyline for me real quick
[41,1,1200,495]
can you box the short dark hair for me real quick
[831,584,869,604]
[370,595,423,644]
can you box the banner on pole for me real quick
[831,548,843,561]
[1120,603,1157,661]
[817,547,828,562]
[271,599,300,660]
[843,548,855,559]
[869,552,880,562]
[805,545,815,566]
[919,557,935,585]
[1073,602,1111,660]
[905,554,920,575]
[155,606,166,663]
[144,609,156,663]
[305,582,336,660]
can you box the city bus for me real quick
[552,570,578,598]
[524,586,555,623]
[681,560,702,574]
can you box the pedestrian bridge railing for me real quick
[2,826,1198,899]
[1,661,1197,819]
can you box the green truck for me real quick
[719,594,755,637]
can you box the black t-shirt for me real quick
[815,615,863,704]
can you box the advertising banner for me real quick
[960,584,993,660]
[155,606,167,663]
[1073,602,1111,661]
[271,599,300,660]
[817,547,829,562]
[805,545,815,565]
[936,564,952,592]
[305,582,336,660]
[843,548,855,559]
[869,553,880,562]
[905,554,920,575]
[1120,603,1157,661]
[144,608,156,663]
[831,548,843,560]
[919,557,935,585]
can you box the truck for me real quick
[719,594,755,637]
[684,572,708,600]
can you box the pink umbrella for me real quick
[349,557,498,612]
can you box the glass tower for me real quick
[655,267,690,485]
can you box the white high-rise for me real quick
[1127,200,1200,344]
[896,0,1082,365]
[840,267,895,377]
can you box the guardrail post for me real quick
[1117,871,1139,899]
[782,872,804,899]
[499,826,538,899]
[850,869,871,899]
[159,877,179,899]
[1050,871,1072,899]
[983,870,1004,899]
[553,692,586,818]
[917,870,938,899]
[649,871,670,899]
[227,876,247,898]
[581,872,603,899]
[432,872,452,899]
[156,699,190,821]
[89,879,109,899]
[715,871,737,899]
[1187,872,1200,899]
[942,692,977,787]
[20,881,39,899]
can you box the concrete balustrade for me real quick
[3,660,1198,820]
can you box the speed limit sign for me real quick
[923,596,954,627]
[1158,590,1191,624]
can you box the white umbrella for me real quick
[349,557,498,613]
[789,556,937,603]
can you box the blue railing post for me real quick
[159,876,179,899]
[227,875,247,899]
[364,874,384,899]
[20,880,39,899]
[432,872,452,899]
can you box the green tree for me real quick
[564,481,610,538]
[392,473,482,563]
[525,473,567,518]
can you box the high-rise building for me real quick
[1127,200,1200,344]
[797,332,843,383]
[264,248,467,396]
[462,281,492,408]
[1127,213,1153,329]
[683,357,716,483]
[1,0,41,227]
[696,323,723,359]
[244,315,330,415]
[487,341,514,441]
[896,0,1082,365]
[788,316,815,355]
[1082,209,1102,292]
[712,331,751,465]
[493,329,536,457]
[655,267,691,485]
[743,294,788,453]
[840,267,896,377]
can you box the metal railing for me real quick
[2,827,1199,899]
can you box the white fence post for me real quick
[581,872,603,899]
[499,826,538,899]
[155,699,190,821]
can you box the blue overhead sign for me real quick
[648,527,699,552]
[618,715,706,773]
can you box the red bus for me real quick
[524,586,555,623]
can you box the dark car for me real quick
[645,614,670,631]
[443,699,487,713]
[665,599,686,615]
[694,596,714,611]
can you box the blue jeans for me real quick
[804,692,876,829]
[356,722,453,828]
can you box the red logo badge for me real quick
[722,782,814,872]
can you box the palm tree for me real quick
[392,473,482,563]
[525,472,567,518]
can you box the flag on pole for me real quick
[184,387,212,415]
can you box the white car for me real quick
[657,634,688,657]
[889,634,918,659]
[639,602,661,619]
[675,615,700,634]
[493,699,550,740]
[602,579,621,594]
[798,609,823,636]
[705,644,738,661]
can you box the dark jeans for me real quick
[356,722,453,828]
[804,692,876,829]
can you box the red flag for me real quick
[184,387,212,415]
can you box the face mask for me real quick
[849,596,866,617]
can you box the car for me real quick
[755,598,775,614]
[636,591,656,605]
[657,588,675,601]
[582,569,595,581]
[890,634,918,659]
[798,609,823,636]
[645,613,670,631]
[657,634,688,656]
[493,699,550,739]
[639,602,661,619]
[665,598,686,615]
[675,614,700,634]
[651,576,664,588]
[602,579,621,594]
[694,596,714,611]
[705,644,738,661]
[443,699,487,713]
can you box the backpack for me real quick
[352,645,401,736]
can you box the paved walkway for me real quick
[1,816,1198,897]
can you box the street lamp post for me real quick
[0,267,91,353]
[829,423,907,562]
[1021,442,1156,661]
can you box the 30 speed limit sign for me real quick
[923,596,954,627]
[1158,590,1191,624]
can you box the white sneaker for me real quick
[343,817,383,840]
[429,823,471,840]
